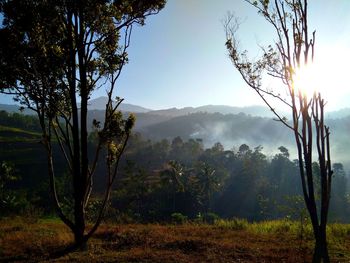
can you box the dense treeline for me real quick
[0,110,41,132]
[110,134,349,222]
[1,112,349,222]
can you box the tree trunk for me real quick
[312,226,330,263]
[73,200,85,240]
[73,225,86,250]
[172,191,176,213]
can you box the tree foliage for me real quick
[225,1,333,261]
[0,0,165,247]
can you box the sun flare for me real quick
[292,63,319,98]
[291,49,349,105]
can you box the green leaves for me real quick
[100,109,135,164]
[125,113,136,133]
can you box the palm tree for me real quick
[197,162,218,214]
[161,160,185,213]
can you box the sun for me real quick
[291,51,349,106]
[266,45,350,111]
[292,63,319,98]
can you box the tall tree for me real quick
[161,160,185,213]
[196,161,218,214]
[225,1,332,262]
[0,0,165,248]
[330,163,348,222]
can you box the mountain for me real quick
[139,111,292,147]
[147,105,279,118]
[325,108,350,119]
[2,96,349,119]
[0,98,152,114]
[87,104,279,130]
[85,97,350,119]
[1,100,350,169]
[0,104,35,115]
[88,97,151,113]
[195,105,278,117]
[138,112,350,169]
[87,109,174,130]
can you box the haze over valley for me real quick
[2,96,350,169]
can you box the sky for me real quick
[1,0,350,111]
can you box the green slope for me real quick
[0,125,42,142]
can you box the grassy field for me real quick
[0,125,41,143]
[0,217,350,262]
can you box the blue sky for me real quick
[1,0,350,110]
[114,0,270,109]
[112,0,350,110]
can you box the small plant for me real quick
[0,162,30,217]
[22,204,44,224]
[250,219,292,234]
[214,218,249,230]
[202,212,220,224]
[171,213,188,225]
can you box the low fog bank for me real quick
[137,112,350,172]
[83,106,350,171]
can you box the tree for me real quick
[269,146,300,217]
[330,163,349,222]
[196,162,218,214]
[0,161,28,215]
[170,136,184,160]
[0,0,165,248]
[225,1,333,261]
[161,160,185,213]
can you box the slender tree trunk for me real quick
[72,226,85,248]
[173,191,176,213]
[75,2,89,248]
[313,227,330,263]
[306,205,329,263]
[67,6,86,247]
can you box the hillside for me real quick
[0,104,35,115]
[1,102,350,168]
[138,112,290,145]
[0,125,41,142]
[147,105,280,118]
[0,109,349,225]
[134,112,350,168]
[87,96,151,113]
[2,99,350,119]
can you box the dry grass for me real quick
[0,217,349,262]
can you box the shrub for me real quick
[171,213,188,225]
[202,213,220,224]
[0,161,30,217]
[250,220,292,234]
[214,218,249,230]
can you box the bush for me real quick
[194,213,220,224]
[171,212,188,225]
[202,213,220,224]
[250,220,292,234]
[86,199,120,223]
[114,211,136,224]
[214,218,249,230]
[0,161,29,217]
[21,204,44,224]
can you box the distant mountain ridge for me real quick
[87,97,152,113]
[0,104,35,115]
[147,105,278,118]
[2,95,350,119]
[1,98,350,169]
